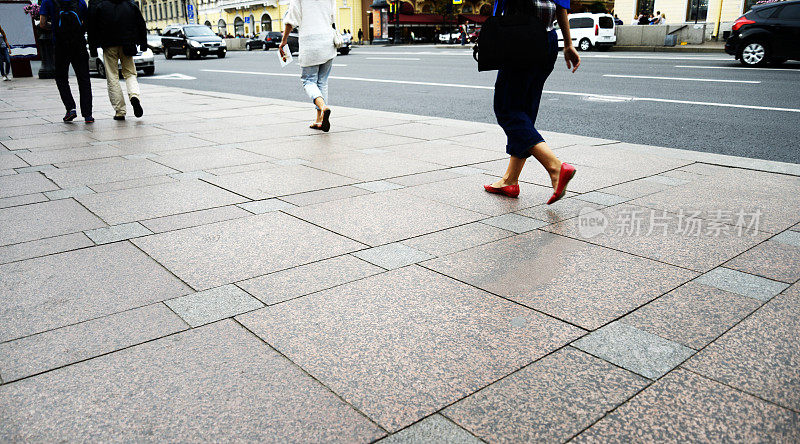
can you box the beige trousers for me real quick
[103,46,140,117]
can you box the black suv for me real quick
[246,31,283,50]
[161,24,227,60]
[726,0,800,67]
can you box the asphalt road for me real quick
[135,45,800,163]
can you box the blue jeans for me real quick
[494,30,559,159]
[301,58,333,109]
[0,45,10,77]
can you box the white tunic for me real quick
[284,0,337,67]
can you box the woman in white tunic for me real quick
[279,0,337,132]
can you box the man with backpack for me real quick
[88,0,147,120]
[39,0,93,123]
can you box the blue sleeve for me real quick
[39,0,52,19]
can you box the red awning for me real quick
[396,14,457,25]
[459,14,488,24]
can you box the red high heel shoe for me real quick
[546,163,576,205]
[483,183,520,198]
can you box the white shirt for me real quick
[284,0,337,67]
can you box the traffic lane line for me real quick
[675,64,800,71]
[201,69,800,113]
[603,74,760,84]
[365,57,422,61]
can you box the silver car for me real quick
[89,46,156,78]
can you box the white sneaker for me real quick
[2,76,9,81]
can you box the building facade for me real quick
[613,0,761,34]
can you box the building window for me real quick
[261,13,272,32]
[218,19,227,35]
[686,0,708,22]
[158,4,162,19]
[742,0,759,13]
[636,0,654,15]
[234,17,244,36]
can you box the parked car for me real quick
[555,13,616,51]
[725,0,800,67]
[89,46,155,77]
[246,31,283,50]
[146,33,163,54]
[283,28,351,55]
[161,24,226,59]
[438,29,460,44]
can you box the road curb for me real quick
[611,45,726,53]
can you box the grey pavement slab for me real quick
[1,132,97,150]
[684,284,800,411]
[575,191,631,206]
[544,204,771,272]
[150,146,271,172]
[573,369,800,442]
[0,172,58,198]
[0,303,187,382]
[401,223,513,258]
[288,190,484,246]
[77,180,247,225]
[352,243,435,270]
[553,143,692,173]
[694,267,789,302]
[87,174,176,193]
[393,140,506,167]
[643,174,690,186]
[573,321,696,379]
[598,179,676,200]
[0,242,192,343]
[480,214,549,234]
[237,266,582,432]
[423,230,696,330]
[444,347,648,443]
[448,166,493,176]
[0,153,27,169]
[623,282,761,350]
[280,185,371,206]
[236,198,297,214]
[0,320,384,442]
[377,122,481,141]
[387,169,465,187]
[165,284,264,327]
[43,185,95,200]
[0,192,48,210]
[105,133,217,153]
[237,255,384,305]
[205,164,355,200]
[0,199,106,247]
[353,180,406,193]
[168,170,216,181]
[0,232,93,265]
[517,197,604,224]
[139,205,251,233]
[84,222,153,245]
[724,238,800,283]
[773,230,800,247]
[312,129,422,150]
[308,152,443,183]
[379,415,481,444]
[43,158,176,188]
[14,164,56,174]
[133,212,363,290]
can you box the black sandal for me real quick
[320,108,331,132]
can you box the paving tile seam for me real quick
[279,211,372,248]
[229,317,390,437]
[0,306,191,386]
[590,163,698,198]
[387,411,489,444]
[720,230,800,284]
[0,234,95,266]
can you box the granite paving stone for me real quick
[1,132,97,150]
[205,164,355,200]
[448,165,493,176]
[0,199,106,247]
[317,129,422,149]
[480,213,549,234]
[0,320,384,442]
[352,243,435,269]
[376,122,481,140]
[237,266,583,432]
[0,172,58,198]
[684,284,800,411]
[642,175,690,186]
[87,174,176,193]
[401,223,513,257]
[694,267,789,302]
[237,255,384,305]
[773,230,800,246]
[543,204,771,272]
[165,284,264,327]
[573,370,800,442]
[308,152,443,182]
[353,180,406,193]
[168,170,216,181]
[280,185,371,206]
[14,164,56,174]
[554,143,692,173]
[43,158,176,188]
[517,197,604,224]
[139,205,251,233]
[444,347,648,443]
[387,169,465,187]
[423,230,696,330]
[0,232,94,265]
[0,303,187,382]
[236,198,297,214]
[84,222,153,245]
[288,190,484,246]
[0,192,48,210]
[150,146,271,172]
[379,415,482,444]
[573,321,696,379]
[0,242,192,343]
[0,153,28,169]
[394,140,506,167]
[77,180,247,225]
[133,212,363,290]
[43,185,95,200]
[575,191,632,206]
[724,237,800,283]
[622,282,761,350]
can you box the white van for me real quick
[555,13,616,51]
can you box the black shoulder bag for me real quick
[472,0,549,72]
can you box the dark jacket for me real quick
[87,0,147,51]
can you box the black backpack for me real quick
[51,0,84,39]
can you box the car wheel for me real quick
[218,51,226,58]
[142,67,155,76]
[164,47,173,59]
[338,47,350,55]
[579,38,591,51]
[246,43,252,51]
[96,60,106,79]
[185,47,193,60]
[739,40,769,67]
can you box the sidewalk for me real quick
[1,78,799,442]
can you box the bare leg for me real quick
[314,97,325,124]
[490,141,563,190]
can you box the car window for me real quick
[776,3,800,19]
[599,16,614,28]
[569,17,593,28]
[752,6,777,17]
[184,26,217,37]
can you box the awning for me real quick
[459,14,488,24]
[395,14,457,25]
